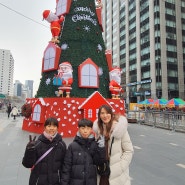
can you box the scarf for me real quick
[43,131,57,141]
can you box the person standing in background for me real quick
[93,105,134,185]
[11,106,18,120]
[7,103,12,118]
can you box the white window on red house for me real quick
[32,104,41,121]
[42,42,61,72]
[56,0,72,16]
[43,47,55,70]
[78,58,99,88]
[88,109,93,118]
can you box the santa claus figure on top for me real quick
[57,62,73,98]
[43,10,65,43]
[109,67,123,99]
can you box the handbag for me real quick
[97,137,114,177]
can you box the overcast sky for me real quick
[0,0,56,96]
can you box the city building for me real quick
[14,80,34,99]
[25,80,34,98]
[13,80,22,97]
[102,0,185,103]
[0,49,14,96]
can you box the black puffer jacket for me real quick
[22,133,66,185]
[61,134,106,185]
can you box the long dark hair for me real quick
[97,105,114,136]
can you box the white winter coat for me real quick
[93,116,134,185]
[11,107,18,116]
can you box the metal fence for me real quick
[127,110,185,133]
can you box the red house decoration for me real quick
[78,91,113,120]
[78,58,99,88]
[42,42,61,72]
[22,91,125,137]
[56,0,72,16]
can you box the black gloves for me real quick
[26,135,37,149]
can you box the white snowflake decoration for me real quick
[83,25,90,32]
[97,44,103,51]
[46,78,51,85]
[53,102,57,105]
[61,43,68,50]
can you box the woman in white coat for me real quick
[11,106,18,120]
[93,104,134,185]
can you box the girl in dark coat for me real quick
[22,117,66,185]
[61,118,106,185]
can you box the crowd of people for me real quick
[22,104,134,185]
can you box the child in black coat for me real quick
[22,117,66,185]
[61,118,106,185]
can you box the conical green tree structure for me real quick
[36,0,111,98]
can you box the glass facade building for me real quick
[102,0,185,103]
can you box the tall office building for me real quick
[102,0,121,67]
[14,80,22,97]
[0,49,14,96]
[25,80,34,98]
[102,0,185,103]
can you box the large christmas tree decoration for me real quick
[22,0,125,137]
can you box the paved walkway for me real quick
[1,112,184,185]
[0,113,72,185]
